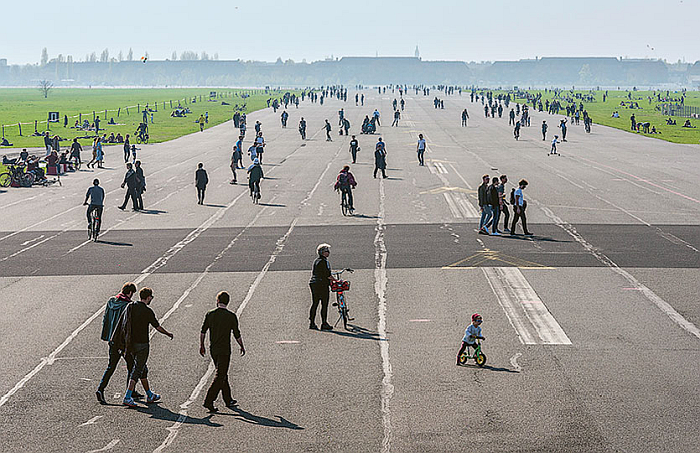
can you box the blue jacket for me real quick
[100,293,131,342]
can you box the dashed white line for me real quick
[80,415,103,427]
[509,353,522,372]
[86,439,119,453]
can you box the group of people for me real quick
[96,282,244,412]
[478,174,532,236]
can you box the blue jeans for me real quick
[490,206,500,232]
[479,205,493,230]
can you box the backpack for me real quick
[335,172,349,190]
[510,188,516,205]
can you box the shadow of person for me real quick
[228,406,304,430]
[326,324,382,341]
[137,209,167,215]
[459,363,519,373]
[96,240,133,247]
[135,405,223,427]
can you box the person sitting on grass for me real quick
[683,119,695,128]
[115,133,124,143]
[0,137,13,146]
[108,117,116,125]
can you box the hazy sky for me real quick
[2,0,698,65]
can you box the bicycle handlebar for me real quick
[331,268,354,277]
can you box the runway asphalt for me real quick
[0,89,698,453]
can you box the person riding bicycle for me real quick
[84,178,105,231]
[456,313,485,366]
[334,165,357,212]
[247,157,264,199]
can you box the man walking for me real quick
[323,120,332,141]
[461,109,469,127]
[123,134,131,162]
[541,121,548,141]
[96,282,143,404]
[488,177,501,235]
[200,291,245,412]
[392,109,400,127]
[374,138,387,179]
[195,163,208,205]
[510,179,532,236]
[134,161,145,210]
[416,134,426,166]
[117,287,174,408]
[299,118,307,140]
[118,162,139,211]
[478,174,492,234]
[349,135,359,163]
[498,175,510,233]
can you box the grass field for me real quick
[0,88,287,151]
[495,89,700,145]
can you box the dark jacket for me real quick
[478,182,489,207]
[309,256,331,286]
[247,164,264,183]
[374,149,386,169]
[111,302,135,354]
[195,168,209,188]
[123,169,137,188]
[135,167,145,190]
[487,184,500,207]
[100,293,131,342]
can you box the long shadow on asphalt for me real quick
[258,203,286,208]
[459,364,519,373]
[218,407,304,430]
[324,324,381,341]
[137,209,167,215]
[204,204,227,208]
[96,240,133,247]
[134,405,223,427]
[500,234,572,243]
[350,213,379,219]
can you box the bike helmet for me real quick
[472,313,482,322]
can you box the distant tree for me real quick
[57,54,64,63]
[127,48,133,61]
[171,51,177,61]
[89,52,97,62]
[201,51,209,61]
[214,53,219,60]
[578,64,593,85]
[275,57,283,65]
[41,47,48,66]
[38,79,53,98]
[67,55,73,63]
[118,50,123,61]
[180,51,199,60]
[100,48,109,62]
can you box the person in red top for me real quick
[334,165,357,212]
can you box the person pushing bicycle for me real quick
[456,313,485,366]
[334,165,357,213]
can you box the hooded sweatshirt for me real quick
[100,293,131,342]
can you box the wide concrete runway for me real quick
[0,90,698,453]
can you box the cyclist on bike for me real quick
[334,165,357,213]
[247,158,264,199]
[84,178,105,230]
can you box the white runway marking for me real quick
[538,204,700,341]
[509,353,522,372]
[483,267,571,345]
[86,439,119,453]
[375,178,394,453]
[79,415,103,427]
[20,235,45,246]
[443,193,462,218]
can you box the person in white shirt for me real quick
[510,179,532,236]
[416,134,426,166]
[456,313,484,365]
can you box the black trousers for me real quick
[135,188,144,210]
[374,166,386,178]
[120,187,138,209]
[98,341,134,391]
[350,148,358,162]
[511,206,529,234]
[501,204,510,230]
[197,186,206,204]
[204,352,232,405]
[309,283,330,324]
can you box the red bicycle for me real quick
[331,268,354,329]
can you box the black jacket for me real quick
[478,182,489,207]
[195,168,209,188]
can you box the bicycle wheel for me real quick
[458,353,469,366]
[475,352,487,367]
[21,173,34,187]
[341,192,348,216]
[0,172,10,188]
[93,218,100,241]
[341,306,348,329]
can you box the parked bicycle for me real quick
[330,268,354,329]
[0,164,34,188]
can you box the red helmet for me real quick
[472,313,482,322]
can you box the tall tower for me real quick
[414,46,420,59]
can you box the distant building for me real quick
[414,46,420,60]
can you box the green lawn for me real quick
[494,89,700,145]
[0,88,289,150]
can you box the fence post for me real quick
[118,108,120,117]
[2,125,4,137]
[79,113,82,123]
[93,111,95,121]
[170,100,172,108]
[18,122,22,136]
[137,104,140,113]
[104,109,107,119]
[126,107,129,115]
[34,120,38,133]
